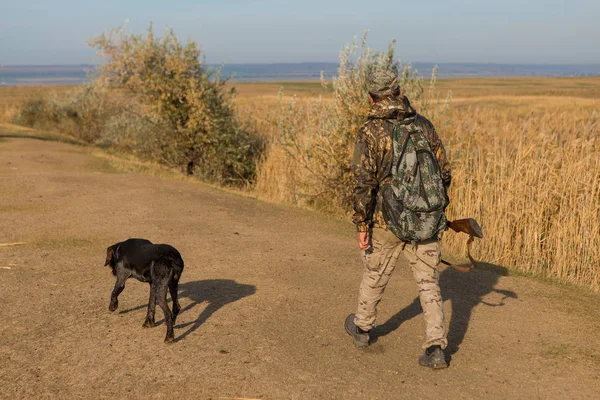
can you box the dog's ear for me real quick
[104,244,118,266]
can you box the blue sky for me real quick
[0,0,599,65]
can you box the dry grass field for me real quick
[232,76,600,99]
[1,77,599,290]
[2,135,600,399]
[0,86,72,123]
[1,78,600,399]
[231,78,600,291]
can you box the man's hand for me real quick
[357,232,370,250]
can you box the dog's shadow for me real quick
[175,279,256,341]
[370,263,517,361]
[120,279,256,342]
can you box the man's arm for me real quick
[352,125,378,234]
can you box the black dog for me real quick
[104,238,184,343]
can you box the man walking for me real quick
[345,70,452,369]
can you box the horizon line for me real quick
[3,61,600,68]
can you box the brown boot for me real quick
[344,313,369,349]
[418,346,448,369]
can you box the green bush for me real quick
[14,24,262,186]
[14,83,125,143]
[14,95,61,130]
[272,33,451,212]
[89,24,262,184]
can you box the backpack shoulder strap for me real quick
[392,120,412,159]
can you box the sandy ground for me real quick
[1,136,599,399]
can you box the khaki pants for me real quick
[354,227,447,349]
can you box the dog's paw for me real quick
[164,336,175,344]
[142,319,156,328]
[108,301,118,312]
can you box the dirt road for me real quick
[1,136,599,399]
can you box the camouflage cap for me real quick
[368,70,399,98]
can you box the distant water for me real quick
[219,63,600,81]
[2,63,600,86]
[0,65,91,86]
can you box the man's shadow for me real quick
[370,263,517,359]
[120,279,256,342]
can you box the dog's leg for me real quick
[109,275,126,312]
[156,280,174,344]
[169,278,181,323]
[142,283,157,328]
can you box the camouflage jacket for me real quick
[351,96,451,232]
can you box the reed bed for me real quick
[3,81,599,290]
[444,98,599,289]
[0,86,72,123]
[244,94,600,290]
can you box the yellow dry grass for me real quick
[436,76,600,98]
[233,78,600,291]
[442,97,599,289]
[0,86,72,123]
[2,77,599,290]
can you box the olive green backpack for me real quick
[381,118,449,242]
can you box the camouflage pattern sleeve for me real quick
[423,121,451,187]
[352,125,378,232]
